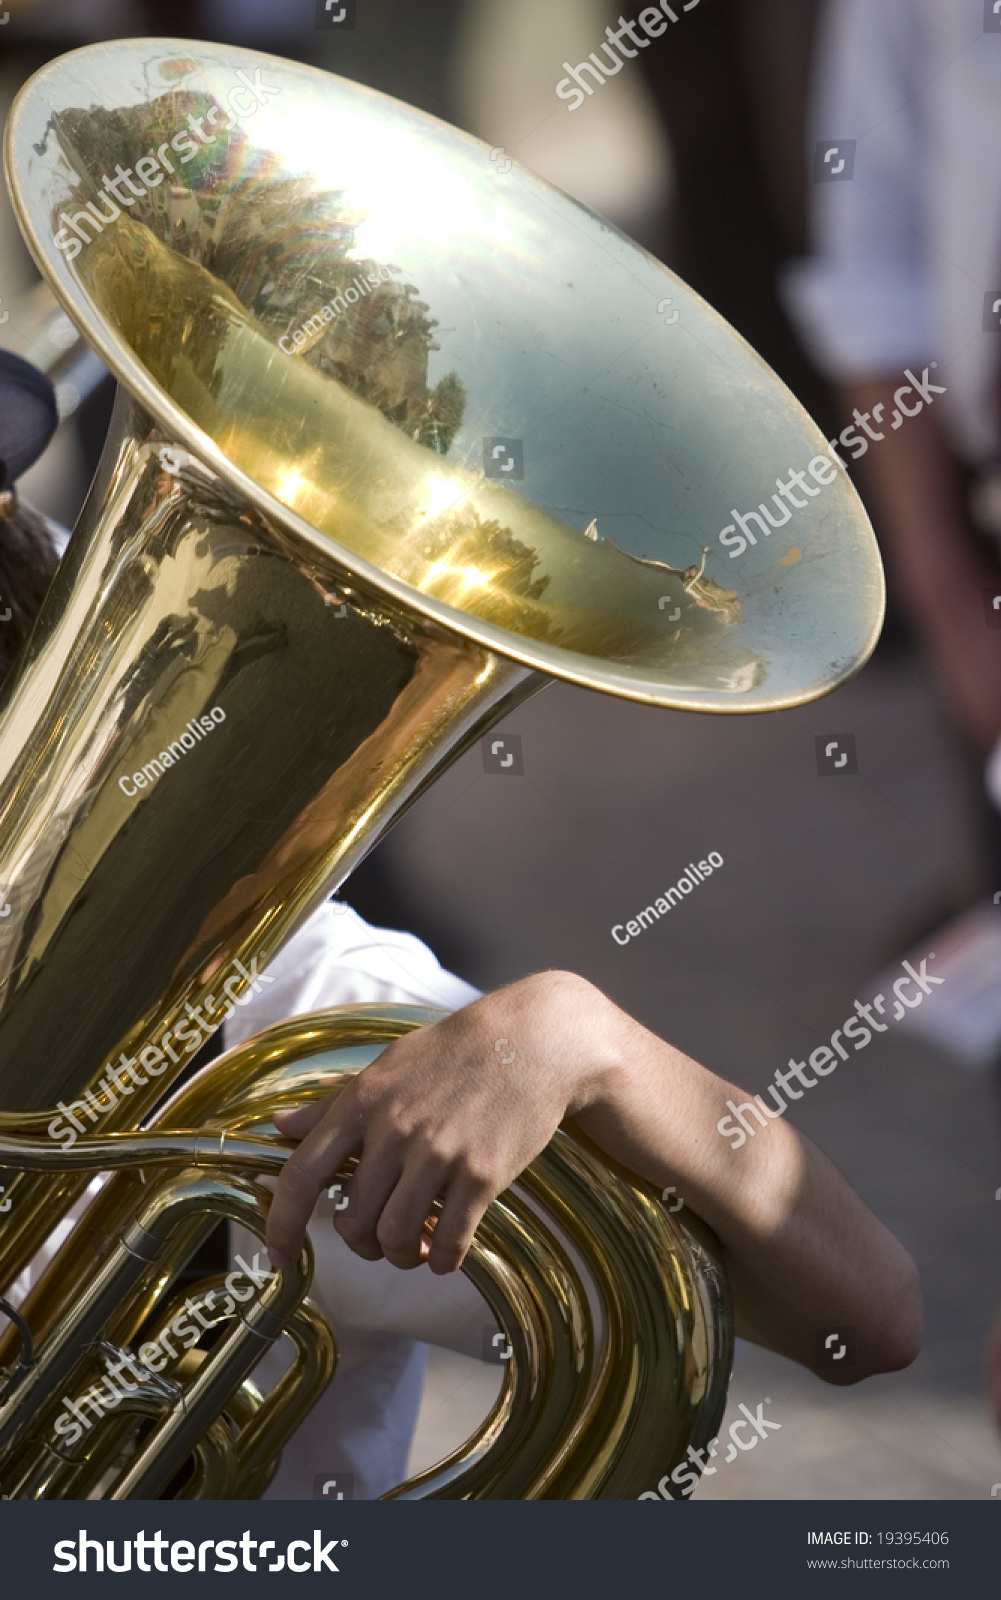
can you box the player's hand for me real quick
[265,971,620,1274]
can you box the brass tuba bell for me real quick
[0,39,883,1499]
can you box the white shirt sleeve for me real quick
[223,901,482,1047]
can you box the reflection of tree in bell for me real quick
[400,499,551,637]
[212,181,467,456]
[415,371,466,456]
[51,92,466,457]
[52,94,240,258]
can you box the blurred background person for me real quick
[776,0,1001,1435]
[783,0,1001,770]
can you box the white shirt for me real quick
[222,901,480,1040]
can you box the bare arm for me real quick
[266,970,921,1384]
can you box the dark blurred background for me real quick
[2,0,1000,1498]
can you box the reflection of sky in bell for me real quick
[241,72,846,585]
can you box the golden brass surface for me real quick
[0,38,883,1498]
[0,1006,731,1499]
[5,39,883,712]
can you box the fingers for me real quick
[358,1160,449,1270]
[266,1103,360,1268]
[265,1020,522,1274]
[273,1101,338,1139]
[337,1158,495,1273]
[332,1142,405,1262]
[425,1173,496,1275]
[270,1126,499,1275]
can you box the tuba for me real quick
[0,39,884,1499]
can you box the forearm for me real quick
[570,990,921,1381]
[267,967,922,1384]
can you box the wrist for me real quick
[538,969,633,1114]
[486,968,627,1114]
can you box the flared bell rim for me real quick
[4,38,885,713]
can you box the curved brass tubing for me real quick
[0,1165,319,1500]
[0,1005,731,1499]
[4,1396,240,1502]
